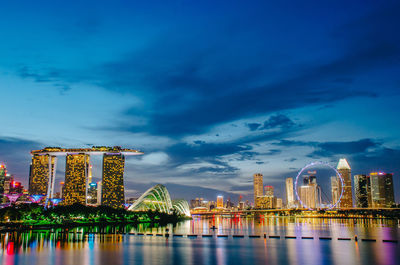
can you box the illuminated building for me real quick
[217,195,224,208]
[0,163,6,201]
[337,158,353,208]
[29,146,143,203]
[3,174,13,194]
[354,174,369,208]
[60,182,65,198]
[101,154,125,208]
[97,181,102,205]
[87,182,98,205]
[264,186,274,197]
[370,172,395,208]
[253,173,263,208]
[29,154,57,196]
[285,177,294,208]
[276,198,283,209]
[299,185,317,209]
[331,176,339,206]
[299,174,319,209]
[63,153,90,205]
[255,196,276,209]
[128,184,191,217]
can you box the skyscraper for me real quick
[331,176,339,206]
[253,173,263,208]
[370,172,395,208]
[337,158,352,208]
[217,195,224,208]
[63,153,90,205]
[29,154,57,196]
[101,154,125,208]
[354,174,369,208]
[285,177,294,207]
[0,163,6,201]
[299,180,318,209]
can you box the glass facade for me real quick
[128,184,191,217]
[370,172,395,208]
[337,159,353,208]
[253,173,263,208]
[354,174,369,208]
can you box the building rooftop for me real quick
[31,146,144,156]
[337,158,351,170]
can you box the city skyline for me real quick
[0,1,400,201]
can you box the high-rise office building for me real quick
[354,174,369,208]
[0,163,6,201]
[276,198,283,209]
[253,173,263,208]
[370,172,395,208]
[337,158,352,208]
[63,153,90,205]
[264,186,274,197]
[285,177,294,207]
[29,154,57,196]
[217,195,224,208]
[299,184,317,209]
[101,154,125,208]
[331,176,339,206]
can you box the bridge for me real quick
[191,208,400,218]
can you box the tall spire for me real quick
[337,158,351,170]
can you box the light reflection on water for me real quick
[0,216,399,265]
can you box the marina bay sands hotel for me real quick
[28,146,143,208]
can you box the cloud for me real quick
[310,139,379,157]
[260,114,295,130]
[138,152,169,165]
[247,123,261,131]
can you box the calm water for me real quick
[1,216,400,265]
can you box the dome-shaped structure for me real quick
[128,184,173,213]
[172,199,191,217]
[128,184,191,217]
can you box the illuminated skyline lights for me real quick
[295,161,344,210]
[354,174,370,208]
[253,173,263,208]
[63,153,90,205]
[28,154,56,196]
[337,158,353,208]
[101,154,125,208]
[217,195,224,208]
[370,172,395,208]
[285,178,294,208]
[0,163,6,201]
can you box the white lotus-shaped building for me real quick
[127,184,191,217]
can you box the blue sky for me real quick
[0,0,399,202]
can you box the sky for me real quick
[0,0,399,203]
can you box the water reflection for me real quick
[0,217,399,265]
